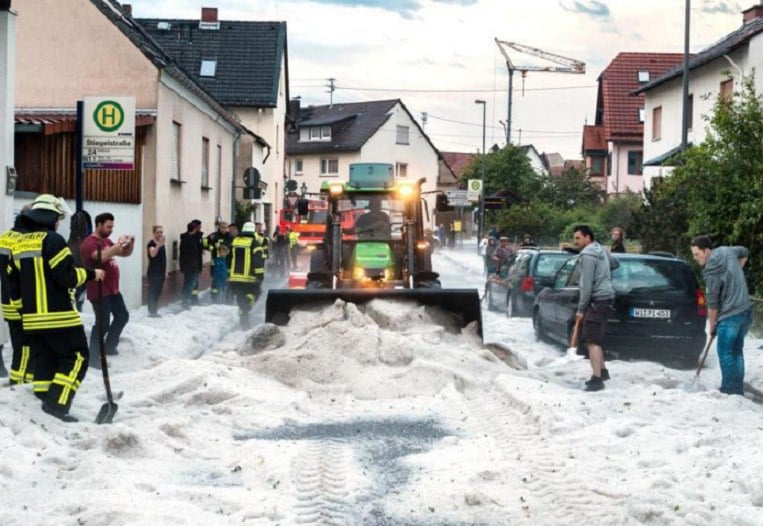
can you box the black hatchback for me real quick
[486,249,576,317]
[532,253,707,360]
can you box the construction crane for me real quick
[494,38,585,145]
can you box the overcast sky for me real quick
[126,0,744,158]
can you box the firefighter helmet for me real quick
[241,221,255,234]
[32,194,72,219]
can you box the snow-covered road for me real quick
[0,244,762,525]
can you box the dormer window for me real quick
[299,125,332,142]
[637,70,650,83]
[200,59,217,77]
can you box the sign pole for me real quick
[75,100,83,212]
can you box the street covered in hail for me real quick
[0,242,762,525]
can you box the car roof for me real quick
[611,252,686,263]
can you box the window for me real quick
[627,150,643,175]
[720,78,734,101]
[637,70,650,83]
[638,107,645,123]
[590,157,604,176]
[395,162,408,178]
[320,158,339,176]
[201,137,210,188]
[171,122,182,181]
[295,159,303,175]
[396,125,409,145]
[652,106,662,141]
[299,126,332,142]
[200,59,217,77]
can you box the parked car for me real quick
[532,253,707,361]
[486,248,576,317]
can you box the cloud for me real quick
[558,0,611,18]
[307,0,423,18]
[698,1,740,15]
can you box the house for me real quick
[13,0,257,310]
[0,1,14,231]
[519,144,549,176]
[637,3,763,189]
[134,6,287,232]
[285,98,442,228]
[542,152,565,177]
[581,52,684,195]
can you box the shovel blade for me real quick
[95,402,118,424]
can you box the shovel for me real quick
[95,246,118,424]
[692,334,716,388]
[566,317,582,359]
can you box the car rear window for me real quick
[535,254,573,277]
[612,258,695,294]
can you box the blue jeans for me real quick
[715,309,752,395]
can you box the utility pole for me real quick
[326,77,336,106]
[681,0,690,150]
[421,111,428,131]
[475,100,486,242]
[495,39,585,145]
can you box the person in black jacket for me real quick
[610,227,626,253]
[179,220,203,308]
[205,221,232,303]
[10,195,104,421]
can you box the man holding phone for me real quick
[80,212,134,367]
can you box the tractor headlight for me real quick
[329,183,344,197]
[398,184,415,200]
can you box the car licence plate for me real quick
[631,308,671,319]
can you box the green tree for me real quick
[540,163,604,210]
[460,144,540,197]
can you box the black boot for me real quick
[42,401,78,422]
[584,376,604,392]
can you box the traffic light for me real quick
[436,193,452,212]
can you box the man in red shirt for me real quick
[79,212,134,367]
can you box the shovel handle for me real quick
[695,333,716,379]
[569,316,582,350]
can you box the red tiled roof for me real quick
[598,52,684,141]
[441,151,477,179]
[582,124,606,152]
[15,111,156,135]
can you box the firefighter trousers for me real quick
[8,319,33,385]
[31,327,89,414]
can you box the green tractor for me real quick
[265,163,482,336]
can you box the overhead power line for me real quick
[332,84,595,93]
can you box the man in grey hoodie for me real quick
[573,225,617,392]
[690,236,752,395]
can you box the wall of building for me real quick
[608,141,643,194]
[641,44,758,189]
[0,6,16,236]
[14,0,158,108]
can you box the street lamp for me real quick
[475,99,486,242]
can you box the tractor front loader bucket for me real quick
[265,288,483,338]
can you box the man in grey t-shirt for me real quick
[691,235,752,395]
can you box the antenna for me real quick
[326,77,336,105]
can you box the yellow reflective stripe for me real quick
[34,258,47,313]
[55,351,85,405]
[23,311,83,330]
[33,380,51,393]
[49,247,72,269]
[75,267,87,286]
[2,304,21,320]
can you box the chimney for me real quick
[122,4,132,17]
[743,3,763,23]
[201,7,218,23]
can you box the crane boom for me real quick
[495,38,585,74]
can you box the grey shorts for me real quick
[581,300,613,346]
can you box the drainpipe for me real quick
[231,132,241,224]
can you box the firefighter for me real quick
[0,208,31,384]
[205,221,232,303]
[10,195,104,422]
[287,226,300,270]
[228,221,266,329]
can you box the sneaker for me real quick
[584,376,604,392]
[601,368,610,381]
[42,401,78,422]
